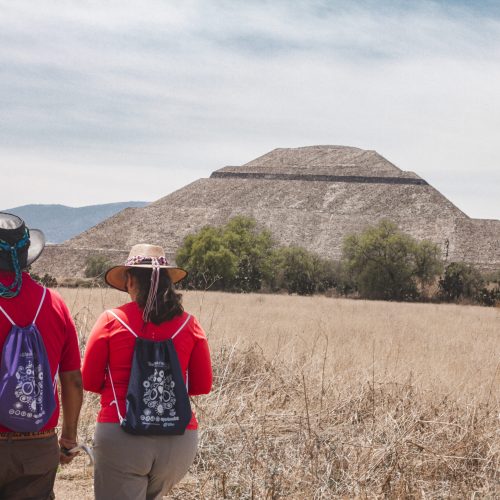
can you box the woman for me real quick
[82,244,212,500]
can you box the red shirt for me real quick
[81,302,212,430]
[0,271,81,432]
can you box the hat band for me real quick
[0,228,30,298]
[125,255,168,266]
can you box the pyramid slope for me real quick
[65,177,466,253]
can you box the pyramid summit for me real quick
[34,146,500,277]
[213,145,424,184]
[223,145,407,176]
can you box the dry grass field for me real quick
[54,288,499,499]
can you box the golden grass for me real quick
[54,289,500,499]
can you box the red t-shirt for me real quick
[0,271,81,432]
[81,302,212,430]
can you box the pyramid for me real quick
[34,146,500,277]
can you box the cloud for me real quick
[0,1,499,218]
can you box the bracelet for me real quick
[59,437,77,445]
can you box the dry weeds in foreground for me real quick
[55,289,499,499]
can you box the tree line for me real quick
[173,216,500,306]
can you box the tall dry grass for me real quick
[55,289,500,499]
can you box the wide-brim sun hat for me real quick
[105,244,187,292]
[0,212,46,271]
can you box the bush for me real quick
[84,255,111,278]
[57,277,102,288]
[177,217,448,300]
[30,271,58,288]
[272,247,317,295]
[177,216,346,295]
[483,269,500,285]
[438,262,484,302]
[224,216,275,292]
[176,216,274,292]
[270,247,342,295]
[342,220,443,301]
[475,286,500,307]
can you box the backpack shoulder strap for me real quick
[107,366,124,424]
[104,309,132,425]
[0,302,16,326]
[0,287,47,327]
[33,287,47,325]
[106,309,138,338]
[171,314,192,340]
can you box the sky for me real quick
[1,0,499,219]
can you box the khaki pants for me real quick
[94,423,198,500]
[0,434,59,500]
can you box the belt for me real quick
[0,428,56,441]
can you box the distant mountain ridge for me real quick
[4,202,149,243]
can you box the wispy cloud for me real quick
[0,1,499,218]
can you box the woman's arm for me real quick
[81,312,110,393]
[187,318,213,395]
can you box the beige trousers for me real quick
[93,423,198,500]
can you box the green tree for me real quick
[270,247,341,295]
[223,216,274,292]
[438,262,484,301]
[342,220,443,301]
[84,255,111,278]
[176,216,274,292]
[176,226,236,289]
[314,257,342,293]
[273,247,317,295]
[414,240,444,287]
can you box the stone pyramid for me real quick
[35,146,500,277]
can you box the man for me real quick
[0,212,83,499]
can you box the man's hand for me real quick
[59,436,79,464]
[59,370,83,465]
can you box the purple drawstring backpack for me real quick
[0,287,58,432]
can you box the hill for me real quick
[4,202,148,243]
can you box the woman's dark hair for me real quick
[127,267,183,324]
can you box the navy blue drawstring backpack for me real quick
[107,310,192,435]
[0,288,58,432]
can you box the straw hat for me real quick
[105,244,187,292]
[0,212,46,271]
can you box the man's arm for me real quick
[58,369,83,464]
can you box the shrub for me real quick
[30,271,58,288]
[179,217,448,298]
[483,269,500,285]
[272,247,318,295]
[57,277,101,288]
[224,216,275,292]
[475,286,500,307]
[176,216,274,292]
[438,262,484,302]
[342,220,443,301]
[84,255,111,278]
[270,247,342,295]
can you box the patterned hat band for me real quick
[125,255,169,266]
[0,228,31,299]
